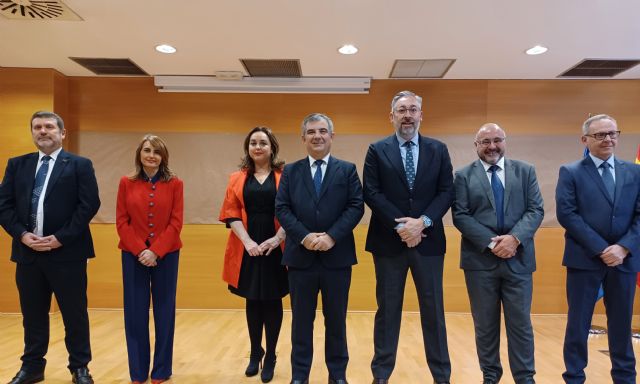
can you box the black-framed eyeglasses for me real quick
[394,107,421,115]
[584,131,621,141]
[476,137,506,147]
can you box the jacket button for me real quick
[149,202,155,207]
[151,185,156,190]
[149,232,155,237]
[148,223,154,227]
[148,213,154,217]
[149,193,155,197]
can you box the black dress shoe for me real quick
[290,380,309,384]
[483,381,497,384]
[71,367,94,384]
[7,370,44,384]
[372,379,388,384]
[329,379,348,384]
[261,354,276,383]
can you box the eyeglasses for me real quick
[584,131,621,141]
[394,107,421,115]
[476,137,506,147]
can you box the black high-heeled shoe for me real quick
[245,347,265,377]
[261,353,276,383]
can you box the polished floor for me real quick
[0,310,638,383]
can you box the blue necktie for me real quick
[600,162,615,200]
[30,155,51,232]
[403,141,415,190]
[313,159,323,195]
[489,165,504,233]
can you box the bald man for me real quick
[452,123,543,384]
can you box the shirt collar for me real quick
[480,156,505,172]
[308,153,331,167]
[38,147,62,162]
[396,132,419,147]
[589,153,615,169]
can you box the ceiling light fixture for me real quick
[525,45,548,55]
[338,44,358,55]
[155,44,177,54]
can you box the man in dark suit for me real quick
[0,111,100,384]
[363,90,453,384]
[452,123,543,384]
[556,114,640,384]
[275,113,364,384]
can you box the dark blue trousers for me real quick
[122,251,179,382]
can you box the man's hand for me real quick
[600,244,628,267]
[395,217,426,247]
[310,233,335,251]
[491,235,519,258]
[302,233,323,250]
[21,232,51,251]
[138,249,158,267]
[40,235,62,250]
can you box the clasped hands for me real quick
[138,249,159,267]
[490,235,519,258]
[244,235,283,256]
[395,217,426,248]
[302,232,335,251]
[21,232,62,251]
[600,244,628,267]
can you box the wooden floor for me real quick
[0,310,638,384]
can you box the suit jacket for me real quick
[275,156,364,269]
[0,150,100,263]
[363,134,454,256]
[219,169,282,287]
[452,158,544,273]
[116,175,183,258]
[556,156,640,272]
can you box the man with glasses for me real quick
[556,114,640,384]
[363,90,453,384]
[452,123,543,384]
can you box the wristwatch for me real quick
[421,215,433,228]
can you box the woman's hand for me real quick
[244,239,262,256]
[138,249,158,267]
[258,236,281,255]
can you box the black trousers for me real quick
[16,258,91,373]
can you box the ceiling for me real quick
[1,0,640,79]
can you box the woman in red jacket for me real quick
[116,134,183,384]
[219,127,288,383]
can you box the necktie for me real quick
[403,141,415,190]
[313,159,323,195]
[600,162,615,200]
[30,155,51,232]
[489,165,504,233]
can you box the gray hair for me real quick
[390,90,423,111]
[582,114,617,135]
[31,111,64,131]
[301,113,334,136]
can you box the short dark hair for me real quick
[30,111,64,130]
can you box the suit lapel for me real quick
[413,135,434,191]
[301,158,317,202]
[318,156,336,200]
[582,157,613,205]
[503,159,515,210]
[472,160,496,210]
[381,135,410,191]
[44,150,69,200]
[613,159,626,205]
[22,153,39,211]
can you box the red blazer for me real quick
[219,169,281,288]
[116,175,183,258]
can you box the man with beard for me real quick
[0,111,100,384]
[557,114,640,384]
[363,91,454,384]
[276,113,364,384]
[452,123,543,384]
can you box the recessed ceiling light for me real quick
[338,44,358,55]
[155,44,177,54]
[525,45,548,55]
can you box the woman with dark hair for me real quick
[219,126,288,383]
[116,134,183,384]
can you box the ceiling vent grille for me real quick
[69,58,148,76]
[389,59,455,78]
[558,59,640,78]
[0,0,82,20]
[240,59,302,77]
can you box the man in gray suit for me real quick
[452,123,543,384]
